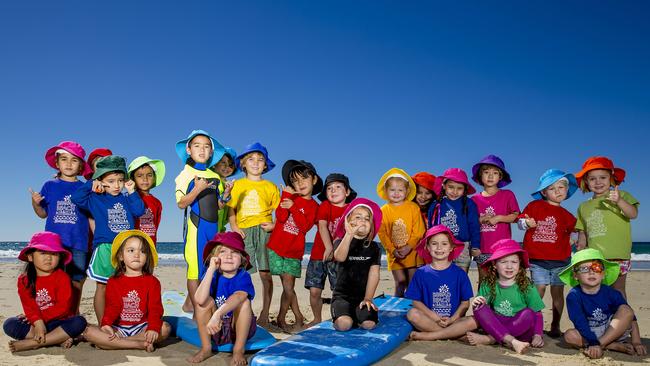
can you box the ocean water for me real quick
[1,241,649,270]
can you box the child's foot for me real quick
[61,337,74,349]
[547,327,562,339]
[606,341,635,355]
[187,349,213,363]
[466,332,494,346]
[509,339,530,354]
[231,350,248,366]
[409,331,425,341]
[277,320,293,334]
[305,320,320,328]
[8,339,36,353]
[256,317,270,329]
[145,341,155,353]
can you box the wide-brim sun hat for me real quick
[45,141,93,178]
[128,156,166,188]
[222,147,241,177]
[575,156,626,189]
[317,173,357,203]
[85,148,113,180]
[471,154,512,188]
[235,142,275,173]
[92,155,128,180]
[412,172,437,193]
[281,160,323,196]
[376,168,417,201]
[481,239,529,268]
[175,129,226,168]
[416,225,465,263]
[203,232,252,270]
[111,230,158,268]
[558,248,619,287]
[19,231,72,265]
[435,168,476,196]
[334,197,383,240]
[531,169,578,200]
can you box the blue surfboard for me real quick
[162,290,276,352]
[250,295,413,366]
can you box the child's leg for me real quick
[258,271,273,326]
[406,267,417,287]
[231,299,254,366]
[94,282,106,323]
[612,273,628,300]
[247,226,273,327]
[187,279,200,312]
[305,260,326,327]
[407,308,443,332]
[84,325,148,350]
[391,268,408,297]
[453,242,471,273]
[308,287,323,326]
[549,285,564,336]
[71,279,84,314]
[331,298,355,332]
[5,315,86,352]
[471,305,533,353]
[598,304,634,349]
[278,274,304,330]
[187,299,216,363]
[410,316,478,341]
[9,326,75,352]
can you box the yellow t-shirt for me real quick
[379,201,426,270]
[226,178,280,229]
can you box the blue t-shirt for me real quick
[428,197,481,249]
[40,179,90,252]
[405,264,473,317]
[71,180,145,247]
[209,269,255,318]
[566,285,628,346]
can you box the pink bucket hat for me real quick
[45,141,93,178]
[416,225,465,263]
[203,232,252,270]
[335,198,383,240]
[18,231,72,265]
[434,168,476,196]
[481,239,529,268]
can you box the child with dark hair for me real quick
[128,156,166,245]
[411,172,437,228]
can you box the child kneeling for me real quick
[190,232,256,365]
[560,248,646,359]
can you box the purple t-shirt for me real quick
[471,189,520,253]
[404,264,473,318]
[40,179,90,252]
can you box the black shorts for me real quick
[330,297,378,326]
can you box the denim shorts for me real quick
[304,260,338,290]
[66,248,89,282]
[529,262,565,286]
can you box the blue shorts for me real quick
[66,248,89,282]
[3,315,87,340]
[304,260,338,290]
[529,262,564,286]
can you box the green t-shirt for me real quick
[478,282,544,317]
[575,190,638,260]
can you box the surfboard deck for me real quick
[162,290,276,352]
[250,294,413,366]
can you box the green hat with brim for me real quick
[559,248,620,287]
[92,155,128,180]
[128,156,166,188]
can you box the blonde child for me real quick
[428,168,481,273]
[128,156,166,244]
[71,155,145,322]
[191,232,257,365]
[3,232,87,352]
[305,173,356,327]
[174,130,228,311]
[30,141,92,312]
[210,147,238,233]
[377,168,425,297]
[331,198,383,331]
[407,225,473,341]
[266,160,321,332]
[560,249,646,359]
[84,230,171,351]
[227,142,280,327]
[467,239,545,354]
[575,156,638,299]
[411,172,437,228]
[470,155,520,275]
[519,169,578,337]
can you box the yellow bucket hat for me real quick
[111,230,158,268]
[376,167,417,202]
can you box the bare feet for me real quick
[509,338,530,354]
[187,348,213,363]
[277,321,293,334]
[466,332,494,346]
[61,337,74,349]
[8,339,37,353]
[305,320,320,328]
[8,340,18,353]
[605,341,635,355]
[231,350,248,366]
[409,331,436,341]
[256,317,269,329]
[145,342,155,353]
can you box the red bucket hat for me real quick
[434,168,476,196]
[481,239,529,268]
[334,198,383,240]
[18,231,72,265]
[203,232,251,270]
[85,148,113,180]
[45,141,93,178]
[412,172,437,193]
[575,156,626,189]
[415,225,465,263]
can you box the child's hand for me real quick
[479,215,494,224]
[608,185,620,203]
[344,219,364,238]
[486,215,500,226]
[584,345,603,359]
[208,256,221,271]
[279,198,294,209]
[359,298,378,312]
[124,180,136,194]
[144,330,159,345]
[260,222,275,232]
[392,248,405,259]
[92,180,105,194]
[437,316,451,328]
[33,320,46,343]
[531,334,544,348]
[206,314,223,335]
[193,176,210,193]
[223,180,234,196]
[323,247,333,262]
[633,343,647,356]
[471,296,486,309]
[29,188,44,205]
[397,245,412,257]
[281,184,296,195]
[470,248,481,258]
[100,325,118,340]
[523,215,537,228]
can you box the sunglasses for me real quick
[574,261,604,274]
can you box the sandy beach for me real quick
[0,262,648,366]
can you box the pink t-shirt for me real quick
[471,189,520,253]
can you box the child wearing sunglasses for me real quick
[559,249,646,359]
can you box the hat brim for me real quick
[236,146,275,174]
[203,239,252,271]
[415,233,465,264]
[334,198,383,240]
[559,254,620,287]
[45,146,93,178]
[376,168,417,201]
[481,247,529,268]
[128,158,166,188]
[18,244,72,265]
[111,230,158,268]
[532,173,578,200]
[471,163,512,188]
[176,131,226,168]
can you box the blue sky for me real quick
[1,1,649,242]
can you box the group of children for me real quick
[3,132,646,364]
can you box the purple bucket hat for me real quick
[18,231,72,265]
[416,225,465,263]
[471,154,512,188]
[334,198,382,240]
[45,141,93,178]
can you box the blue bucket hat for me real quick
[175,129,226,168]
[532,169,578,200]
[235,142,275,173]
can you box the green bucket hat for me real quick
[128,156,166,188]
[559,248,620,287]
[92,155,128,180]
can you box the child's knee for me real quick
[406,308,422,323]
[360,320,376,330]
[334,317,353,332]
[616,304,634,321]
[161,322,172,337]
[563,329,582,347]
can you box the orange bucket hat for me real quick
[575,156,625,189]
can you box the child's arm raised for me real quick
[70,180,95,210]
[177,177,211,209]
[29,188,47,218]
[195,257,220,306]
[609,186,638,219]
[333,218,359,262]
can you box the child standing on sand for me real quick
[128,156,165,245]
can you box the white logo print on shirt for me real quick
[121,290,144,322]
[138,208,156,237]
[214,294,231,318]
[432,284,452,317]
[53,195,78,225]
[283,208,304,236]
[480,206,497,233]
[241,189,262,217]
[36,288,53,310]
[108,203,130,232]
[532,216,558,243]
[495,299,514,316]
[586,210,607,238]
[441,209,459,236]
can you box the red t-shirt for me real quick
[522,200,577,261]
[135,192,162,244]
[311,201,347,260]
[102,274,163,333]
[266,192,318,259]
[18,269,74,325]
